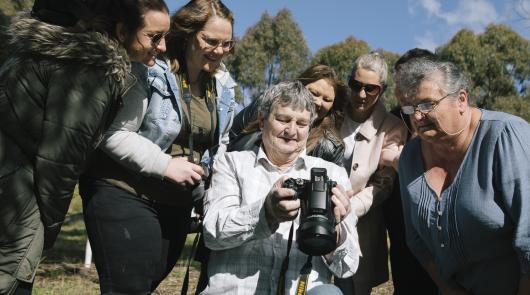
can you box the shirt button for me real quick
[352,163,359,171]
[437,225,442,231]
[441,243,445,248]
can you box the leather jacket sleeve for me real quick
[229,98,260,143]
[308,130,345,166]
[227,131,262,152]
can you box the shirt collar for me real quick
[255,145,307,170]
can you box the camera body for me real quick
[283,167,337,256]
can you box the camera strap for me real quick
[296,256,313,295]
[178,72,216,163]
[276,222,313,295]
[181,231,201,295]
[277,222,295,295]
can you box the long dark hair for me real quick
[165,0,234,73]
[32,0,168,39]
[297,64,347,153]
[115,0,168,37]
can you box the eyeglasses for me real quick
[199,34,235,50]
[400,91,458,115]
[144,32,168,47]
[349,79,381,96]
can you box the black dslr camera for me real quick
[283,167,337,256]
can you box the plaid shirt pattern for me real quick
[202,146,360,295]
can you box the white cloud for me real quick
[407,0,420,15]
[414,0,498,27]
[420,0,442,16]
[414,32,439,52]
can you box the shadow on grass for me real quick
[42,212,88,265]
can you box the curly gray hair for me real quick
[396,58,472,101]
[258,81,317,124]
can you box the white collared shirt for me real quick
[202,146,360,295]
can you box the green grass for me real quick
[32,188,202,295]
[32,187,393,294]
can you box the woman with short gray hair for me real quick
[397,58,530,294]
[395,59,471,103]
[202,81,360,294]
[229,64,348,166]
[258,80,317,124]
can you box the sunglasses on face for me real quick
[349,79,381,96]
[400,91,458,115]
[199,34,235,50]
[144,32,168,47]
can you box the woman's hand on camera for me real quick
[164,157,204,186]
[265,176,300,224]
[331,184,352,224]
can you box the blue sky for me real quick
[168,0,530,54]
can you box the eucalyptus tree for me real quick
[225,9,310,100]
[437,24,530,108]
[312,36,370,82]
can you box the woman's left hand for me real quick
[331,185,352,224]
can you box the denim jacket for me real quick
[138,58,237,167]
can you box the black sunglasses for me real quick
[144,32,168,46]
[349,79,382,96]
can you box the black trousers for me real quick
[13,281,33,295]
[383,177,437,295]
[79,177,192,295]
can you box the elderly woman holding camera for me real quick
[396,58,530,294]
[202,81,360,295]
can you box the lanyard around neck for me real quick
[276,222,312,295]
[178,72,216,162]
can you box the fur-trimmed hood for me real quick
[5,12,130,86]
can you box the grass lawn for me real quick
[33,188,393,294]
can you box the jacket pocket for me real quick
[140,77,181,150]
[150,76,171,97]
[147,76,176,120]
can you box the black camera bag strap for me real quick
[181,232,201,295]
[276,222,313,295]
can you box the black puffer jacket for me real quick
[0,13,130,249]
